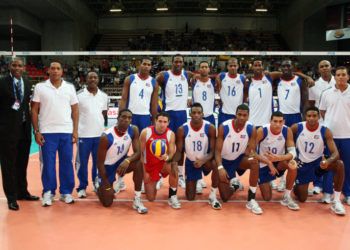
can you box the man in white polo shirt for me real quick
[32,61,79,206]
[76,71,108,198]
[308,60,336,198]
[319,66,350,205]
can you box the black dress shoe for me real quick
[8,202,19,211]
[17,194,40,201]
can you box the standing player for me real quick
[192,61,215,125]
[216,57,246,125]
[319,66,350,206]
[215,104,263,214]
[173,103,221,209]
[75,71,108,198]
[308,60,335,197]
[291,107,345,215]
[256,111,299,210]
[118,57,159,192]
[140,112,181,209]
[96,109,147,214]
[277,60,308,127]
[156,54,194,189]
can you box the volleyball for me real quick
[150,139,167,157]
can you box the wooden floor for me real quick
[1,151,350,250]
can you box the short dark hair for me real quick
[227,57,238,64]
[335,66,349,74]
[141,57,152,64]
[118,108,133,118]
[156,111,170,121]
[199,61,209,68]
[190,102,203,113]
[236,104,249,113]
[172,54,184,62]
[304,106,319,115]
[50,60,62,68]
[271,111,284,120]
[86,70,99,78]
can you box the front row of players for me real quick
[96,104,346,215]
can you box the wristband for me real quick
[33,129,40,135]
[218,165,224,170]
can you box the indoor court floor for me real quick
[1,148,350,250]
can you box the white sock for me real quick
[249,186,257,193]
[285,189,291,197]
[135,191,141,198]
[119,176,124,181]
[178,165,184,177]
[334,191,341,202]
[210,187,218,197]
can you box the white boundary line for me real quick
[1,51,350,56]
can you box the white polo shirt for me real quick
[32,79,78,133]
[319,85,350,138]
[309,76,335,108]
[77,88,108,137]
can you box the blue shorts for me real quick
[222,155,246,179]
[97,156,127,184]
[296,158,323,186]
[167,110,187,133]
[185,158,211,182]
[204,114,215,126]
[132,114,151,132]
[283,113,302,127]
[258,163,286,184]
[218,112,235,126]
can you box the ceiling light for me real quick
[206,1,219,11]
[110,1,123,12]
[156,1,168,11]
[254,0,269,12]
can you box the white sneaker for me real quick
[178,175,186,189]
[196,181,203,194]
[270,180,277,190]
[281,195,300,211]
[42,191,53,207]
[343,196,350,206]
[209,196,222,210]
[156,177,163,190]
[141,182,146,194]
[331,200,346,215]
[308,189,314,196]
[246,199,263,215]
[230,177,244,191]
[60,194,74,204]
[198,178,207,188]
[133,197,148,214]
[77,189,87,198]
[277,179,286,192]
[319,193,332,204]
[168,195,181,209]
[313,186,322,194]
[113,178,127,193]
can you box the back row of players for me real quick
[40,56,349,216]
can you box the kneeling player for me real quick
[173,103,221,209]
[215,104,263,215]
[256,111,299,210]
[140,112,181,209]
[96,109,147,214]
[292,107,345,215]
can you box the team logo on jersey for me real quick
[181,76,185,80]
[146,82,150,87]
[240,135,246,139]
[262,80,267,84]
[291,82,296,86]
[200,133,205,137]
[236,80,241,84]
[124,135,129,140]
[278,136,283,140]
[314,135,320,139]
[207,85,211,88]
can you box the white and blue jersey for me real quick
[219,73,245,115]
[192,79,215,118]
[248,75,273,127]
[183,121,211,161]
[295,122,326,163]
[258,124,288,168]
[104,126,134,165]
[221,120,253,161]
[127,74,156,115]
[162,70,189,111]
[277,76,303,114]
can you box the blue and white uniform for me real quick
[98,125,134,184]
[221,120,253,178]
[183,121,212,181]
[248,75,273,127]
[76,88,108,191]
[192,79,215,125]
[258,124,288,184]
[295,122,326,185]
[218,73,245,125]
[127,74,156,132]
[162,70,189,132]
[277,76,303,126]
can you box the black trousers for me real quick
[0,123,31,203]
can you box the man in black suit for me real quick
[0,57,39,211]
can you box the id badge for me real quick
[12,100,20,111]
